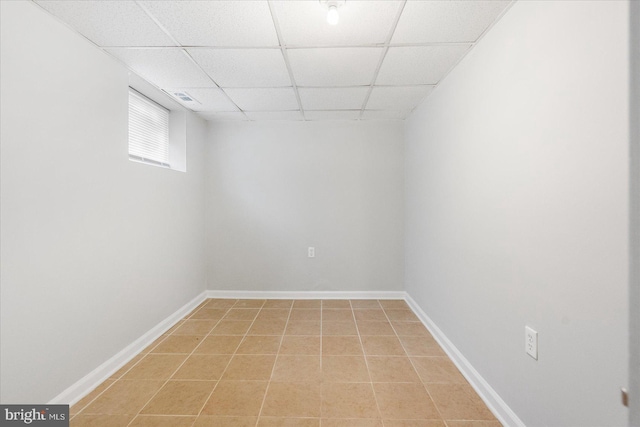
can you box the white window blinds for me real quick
[128,89,170,167]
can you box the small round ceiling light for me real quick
[320,0,345,26]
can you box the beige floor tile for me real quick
[129,415,196,427]
[383,421,446,427]
[322,300,351,309]
[322,321,357,336]
[194,335,243,354]
[280,336,321,355]
[70,414,133,426]
[353,309,387,322]
[285,321,321,335]
[258,417,320,426]
[222,355,276,380]
[322,309,354,322]
[367,356,420,383]
[122,354,187,380]
[350,300,382,309]
[236,335,282,354]
[321,383,379,419]
[194,416,257,427]
[294,300,322,309]
[411,357,466,383]
[82,380,164,415]
[361,336,406,356]
[171,320,218,336]
[261,382,321,417]
[151,335,203,354]
[321,420,382,427]
[445,422,502,427]
[391,322,430,337]
[204,299,238,309]
[140,380,215,415]
[322,336,363,355]
[201,381,268,416]
[398,336,444,357]
[378,300,409,309]
[164,321,185,335]
[263,300,294,308]
[108,355,144,380]
[141,336,167,354]
[256,309,291,321]
[322,356,370,382]
[189,308,228,321]
[234,299,266,308]
[71,380,115,415]
[224,308,260,321]
[425,383,496,421]
[172,354,231,380]
[384,309,419,322]
[248,319,288,335]
[290,309,321,321]
[356,321,395,336]
[272,355,321,382]
[373,383,440,420]
[210,320,252,336]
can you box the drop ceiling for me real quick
[34,0,512,122]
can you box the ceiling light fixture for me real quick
[320,0,345,26]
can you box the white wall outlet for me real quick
[308,247,315,258]
[525,326,538,360]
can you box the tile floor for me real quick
[70,299,501,427]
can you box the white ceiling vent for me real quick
[173,91,197,103]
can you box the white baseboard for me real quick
[404,294,525,427]
[48,291,208,406]
[205,290,407,300]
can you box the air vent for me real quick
[173,91,194,102]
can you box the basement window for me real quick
[128,88,170,168]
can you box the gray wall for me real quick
[206,121,404,293]
[0,1,206,403]
[404,1,629,426]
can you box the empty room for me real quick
[1,0,638,426]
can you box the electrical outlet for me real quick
[525,326,538,360]
[308,247,315,258]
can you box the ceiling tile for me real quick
[188,48,290,88]
[198,112,248,121]
[362,110,409,120]
[305,110,362,121]
[139,1,279,47]
[166,88,239,112]
[224,88,299,111]
[366,86,433,111]
[392,1,511,44]
[35,1,176,47]
[245,111,303,121]
[376,46,470,85]
[298,87,369,110]
[288,48,383,87]
[271,1,401,46]
[107,48,213,88]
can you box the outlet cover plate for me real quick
[525,326,538,360]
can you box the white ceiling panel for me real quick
[392,1,511,44]
[299,87,369,110]
[139,1,279,47]
[107,48,214,88]
[166,88,239,112]
[188,48,291,88]
[288,48,383,87]
[225,88,299,111]
[376,46,470,85]
[245,111,303,121]
[272,1,401,47]
[305,110,362,121]
[35,1,176,47]
[362,110,409,120]
[366,86,433,111]
[198,112,248,121]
